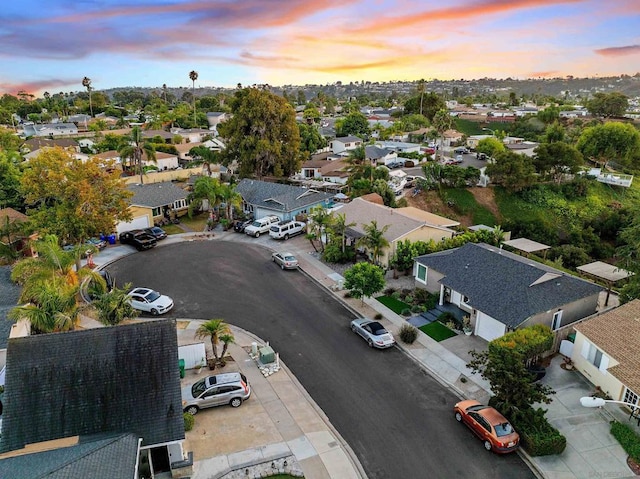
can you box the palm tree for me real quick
[162,83,168,104]
[118,126,156,184]
[308,205,333,253]
[218,333,235,366]
[189,70,198,126]
[358,220,390,266]
[188,176,222,228]
[217,183,242,227]
[82,76,93,117]
[9,278,79,334]
[417,79,426,116]
[93,283,139,326]
[330,213,356,254]
[195,319,231,362]
[432,109,454,161]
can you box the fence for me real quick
[178,342,207,370]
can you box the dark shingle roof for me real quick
[0,266,20,349]
[0,320,184,453]
[415,243,603,328]
[365,145,391,160]
[0,433,139,479]
[333,135,362,143]
[127,182,188,208]
[236,179,333,214]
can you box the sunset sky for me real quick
[2,0,639,97]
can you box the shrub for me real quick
[611,421,640,463]
[183,412,195,432]
[343,291,352,298]
[391,291,402,300]
[507,407,566,456]
[411,304,423,313]
[401,308,412,317]
[399,323,418,344]
[322,242,356,263]
[384,287,396,296]
[404,294,414,304]
[374,313,383,320]
[437,312,461,329]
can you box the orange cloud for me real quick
[594,45,640,56]
[528,71,560,78]
[350,0,586,35]
[0,79,73,97]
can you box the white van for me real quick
[269,220,306,240]
[244,215,280,237]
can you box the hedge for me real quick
[611,421,640,463]
[503,406,567,456]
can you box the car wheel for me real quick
[367,338,374,348]
[483,440,493,451]
[455,412,462,422]
[230,397,242,408]
[255,232,260,238]
[272,256,276,262]
[351,325,357,333]
[184,405,198,415]
[151,308,159,316]
[281,263,285,270]
[284,234,289,240]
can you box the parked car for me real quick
[454,147,470,154]
[233,219,252,233]
[128,287,174,315]
[453,400,520,453]
[143,226,167,240]
[86,237,108,250]
[119,230,157,251]
[182,373,251,414]
[244,215,281,238]
[62,237,106,258]
[269,220,306,240]
[454,155,464,164]
[271,252,299,270]
[350,318,395,349]
[477,152,488,160]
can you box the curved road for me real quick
[106,240,535,479]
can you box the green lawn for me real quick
[419,321,457,342]
[445,188,496,225]
[376,295,412,315]
[178,212,209,232]
[162,224,184,235]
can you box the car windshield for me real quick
[191,378,207,398]
[284,256,296,261]
[494,422,514,437]
[251,221,261,227]
[145,290,161,302]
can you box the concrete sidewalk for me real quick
[90,231,637,479]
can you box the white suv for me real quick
[269,220,306,240]
[244,215,280,237]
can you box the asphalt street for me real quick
[106,240,535,479]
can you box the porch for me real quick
[407,302,466,328]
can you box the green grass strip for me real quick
[376,295,411,315]
[419,321,457,342]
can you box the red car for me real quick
[453,400,520,453]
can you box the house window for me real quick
[624,388,639,409]
[416,264,427,284]
[552,310,563,330]
[174,199,186,209]
[581,340,609,373]
[152,207,161,217]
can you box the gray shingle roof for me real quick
[415,243,603,328]
[0,433,139,479]
[334,135,362,143]
[236,179,333,214]
[0,266,20,349]
[127,182,188,208]
[365,145,391,160]
[0,320,184,453]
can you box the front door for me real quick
[552,310,563,330]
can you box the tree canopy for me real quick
[576,121,640,169]
[219,87,302,179]
[21,148,132,244]
[533,141,583,183]
[335,111,370,138]
[586,92,629,118]
[485,150,536,192]
[343,262,386,304]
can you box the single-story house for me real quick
[299,157,350,184]
[22,138,79,154]
[466,135,493,150]
[333,197,457,266]
[117,182,189,233]
[571,299,640,411]
[22,123,78,138]
[144,151,180,171]
[365,145,397,166]
[235,179,333,222]
[171,128,211,144]
[374,141,421,154]
[330,136,363,154]
[0,320,190,478]
[414,242,603,341]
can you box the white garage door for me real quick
[475,312,506,342]
[116,216,150,234]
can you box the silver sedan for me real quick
[271,252,299,270]
[350,318,396,348]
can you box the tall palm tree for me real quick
[82,76,93,117]
[189,70,198,126]
[358,220,390,266]
[118,126,156,184]
[417,79,426,116]
[162,83,168,104]
[432,109,454,161]
[308,205,333,253]
[330,213,356,254]
[195,319,231,362]
[217,183,242,226]
[218,333,235,366]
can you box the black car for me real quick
[119,230,157,251]
[233,219,252,233]
[143,226,167,240]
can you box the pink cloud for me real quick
[594,45,640,56]
[0,79,74,97]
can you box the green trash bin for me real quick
[178,359,185,378]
